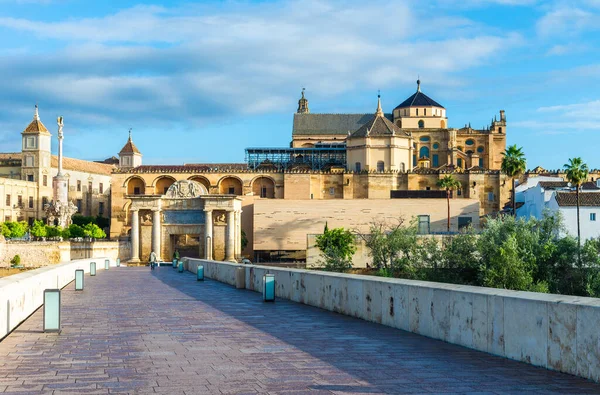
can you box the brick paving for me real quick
[1,267,600,394]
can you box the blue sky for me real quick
[0,0,599,170]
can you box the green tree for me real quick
[362,219,421,276]
[241,229,248,250]
[315,227,356,272]
[437,175,461,232]
[30,220,47,239]
[1,222,9,238]
[45,225,63,239]
[481,235,536,290]
[83,223,106,239]
[563,157,589,263]
[501,145,526,216]
[3,221,28,238]
[67,224,85,238]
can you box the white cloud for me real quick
[536,7,597,37]
[0,0,523,128]
[513,100,600,134]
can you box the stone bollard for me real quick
[178,262,184,273]
[43,289,61,333]
[197,265,204,281]
[172,259,177,268]
[90,262,96,276]
[75,269,84,291]
[235,266,245,289]
[105,259,110,270]
[263,274,275,302]
[117,258,121,267]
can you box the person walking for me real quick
[149,251,157,270]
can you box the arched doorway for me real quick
[126,177,145,195]
[155,176,176,195]
[189,176,211,193]
[219,176,243,195]
[252,177,275,198]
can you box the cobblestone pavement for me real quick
[1,267,600,395]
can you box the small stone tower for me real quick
[297,88,309,114]
[118,129,142,169]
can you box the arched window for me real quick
[477,146,484,153]
[465,139,475,146]
[377,161,384,172]
[424,108,427,116]
[432,154,439,167]
[457,158,463,168]
[432,142,439,150]
[418,120,425,129]
[419,146,430,158]
[479,158,484,167]
[499,127,503,133]
[355,162,361,172]
[416,108,419,116]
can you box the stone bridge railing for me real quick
[184,258,600,383]
[0,257,117,340]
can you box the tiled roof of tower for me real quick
[119,137,141,154]
[394,91,444,110]
[23,119,50,134]
[292,113,393,136]
[51,156,115,175]
[349,114,410,138]
[555,192,600,207]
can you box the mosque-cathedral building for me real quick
[2,81,574,262]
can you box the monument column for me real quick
[225,210,235,261]
[130,208,140,263]
[235,210,242,258]
[204,209,213,260]
[152,208,161,261]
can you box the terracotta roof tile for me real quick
[123,163,248,173]
[23,119,50,134]
[119,137,141,154]
[292,113,393,136]
[51,156,115,175]
[555,192,600,207]
[349,114,410,138]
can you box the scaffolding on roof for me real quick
[245,146,347,171]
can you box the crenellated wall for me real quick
[184,258,600,383]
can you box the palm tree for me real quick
[501,145,527,216]
[564,157,589,263]
[437,174,461,232]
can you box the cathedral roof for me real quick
[119,131,141,155]
[293,113,393,136]
[350,96,410,138]
[23,105,50,135]
[394,80,444,110]
[51,156,115,175]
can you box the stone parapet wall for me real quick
[0,240,129,267]
[184,258,600,383]
[0,256,117,340]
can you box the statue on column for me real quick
[45,116,78,228]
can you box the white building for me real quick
[517,178,600,240]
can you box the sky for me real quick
[0,0,599,170]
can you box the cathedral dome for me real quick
[394,80,444,110]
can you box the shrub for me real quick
[67,224,85,238]
[315,227,356,272]
[83,223,106,239]
[10,255,21,267]
[30,220,47,239]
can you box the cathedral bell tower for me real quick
[297,88,310,114]
[118,129,142,169]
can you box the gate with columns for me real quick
[127,180,242,263]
